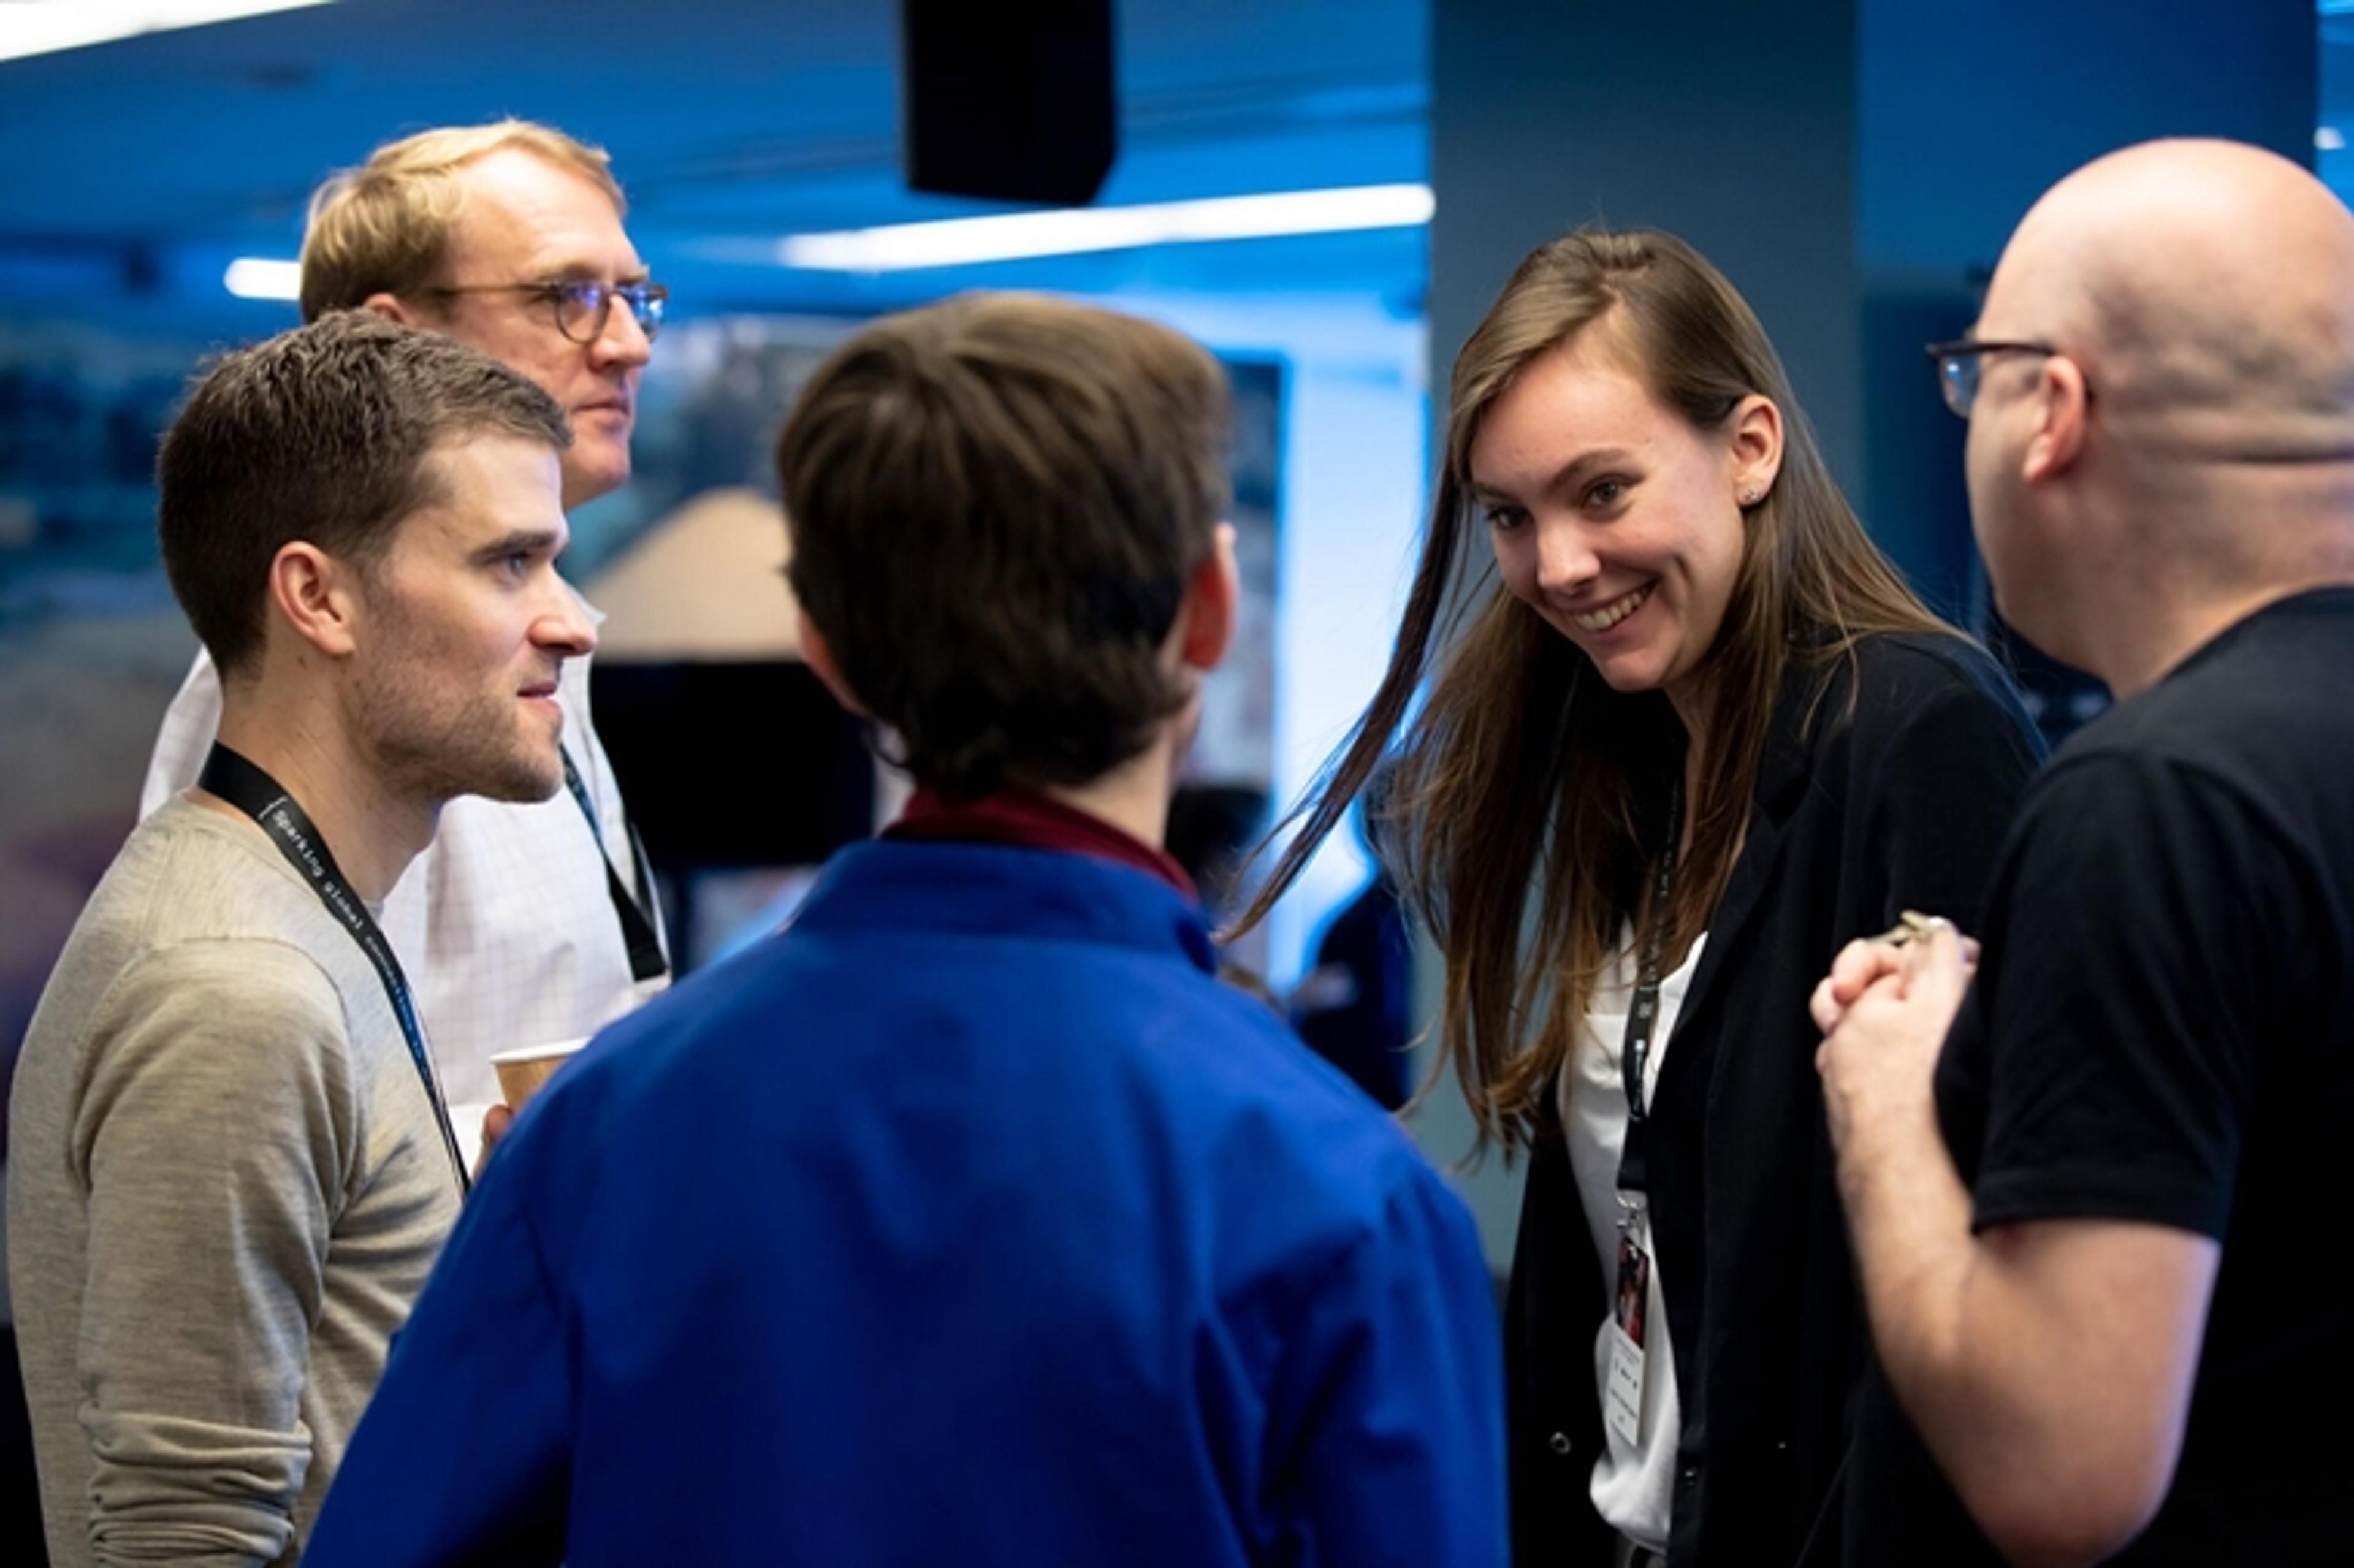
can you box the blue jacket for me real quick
[308,839,1506,1566]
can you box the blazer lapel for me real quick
[1663,662,1833,1054]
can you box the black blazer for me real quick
[1504,633,2044,1567]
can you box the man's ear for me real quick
[266,541,364,661]
[2023,354,2093,484]
[798,617,870,719]
[1176,523,1239,674]
[361,291,419,325]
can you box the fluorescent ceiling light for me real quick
[777,183,1436,272]
[224,257,301,300]
[0,1,333,66]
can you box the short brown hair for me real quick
[299,119,624,321]
[777,294,1231,801]
[158,311,571,676]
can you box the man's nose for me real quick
[536,584,599,657]
[588,295,653,370]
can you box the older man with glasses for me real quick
[137,120,672,1155]
[1816,138,2354,1566]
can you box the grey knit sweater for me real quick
[8,799,462,1566]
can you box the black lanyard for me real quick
[560,747,669,984]
[199,745,468,1192]
[1614,777,1683,1200]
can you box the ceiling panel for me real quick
[0,0,1429,327]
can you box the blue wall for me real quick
[1859,0,2318,617]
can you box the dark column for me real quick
[1861,0,2317,620]
[1432,0,1863,485]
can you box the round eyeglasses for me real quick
[428,279,669,344]
[1924,339,2060,418]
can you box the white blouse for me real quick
[1559,929,1708,1552]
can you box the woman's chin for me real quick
[1582,648,1669,695]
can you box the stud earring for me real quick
[1740,488,1762,506]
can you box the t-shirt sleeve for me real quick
[1964,754,2288,1239]
[1854,653,2045,932]
[1260,1160,1508,1567]
[70,939,360,1566]
[302,1149,571,1567]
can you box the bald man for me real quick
[1812,139,2354,1566]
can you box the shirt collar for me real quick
[883,786,1198,902]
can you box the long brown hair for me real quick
[1233,227,1951,1151]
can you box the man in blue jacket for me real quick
[307,293,1507,1567]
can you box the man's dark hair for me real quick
[777,293,1232,801]
[158,310,570,676]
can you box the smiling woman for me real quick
[1469,325,1769,713]
[1233,226,2046,1567]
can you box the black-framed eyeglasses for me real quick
[427,279,669,344]
[1924,338,2059,419]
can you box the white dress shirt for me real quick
[1560,930,1708,1553]
[139,598,668,1126]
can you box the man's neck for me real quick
[2085,482,2354,696]
[1038,728,1181,851]
[200,695,436,904]
[2093,568,2354,698]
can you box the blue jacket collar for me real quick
[791,838,1218,976]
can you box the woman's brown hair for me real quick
[1233,227,1951,1151]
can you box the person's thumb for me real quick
[1902,919,1970,1011]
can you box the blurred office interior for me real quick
[0,0,2338,1320]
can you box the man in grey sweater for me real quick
[7,311,592,1566]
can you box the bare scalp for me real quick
[1994,139,2354,463]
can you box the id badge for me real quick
[1605,1227,1650,1449]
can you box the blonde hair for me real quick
[298,120,625,322]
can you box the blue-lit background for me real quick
[0,0,1433,1025]
[0,0,2334,1276]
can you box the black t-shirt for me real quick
[1847,588,2354,1566]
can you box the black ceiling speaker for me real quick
[901,0,1116,207]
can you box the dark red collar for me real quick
[883,787,1197,901]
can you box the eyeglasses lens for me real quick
[1940,356,1978,418]
[627,286,666,340]
[552,283,667,344]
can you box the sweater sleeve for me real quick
[69,938,360,1566]
[302,1130,572,1568]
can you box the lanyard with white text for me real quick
[1615,776,1683,1201]
[559,747,669,984]
[197,744,468,1193]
